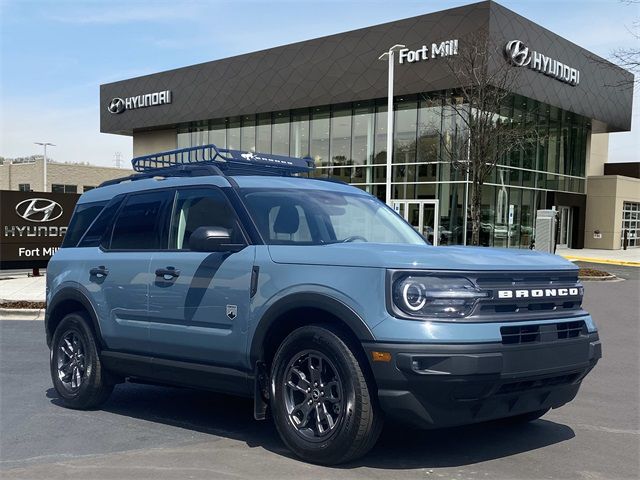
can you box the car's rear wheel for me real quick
[50,312,113,409]
[270,325,382,465]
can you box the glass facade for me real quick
[177,91,590,248]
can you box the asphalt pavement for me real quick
[0,263,638,479]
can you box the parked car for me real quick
[46,145,601,465]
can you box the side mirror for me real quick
[189,226,245,252]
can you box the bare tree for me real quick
[424,32,544,246]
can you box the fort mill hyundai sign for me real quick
[0,190,79,268]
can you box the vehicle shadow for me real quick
[47,382,575,470]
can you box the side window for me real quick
[110,190,173,250]
[61,202,106,248]
[78,197,124,248]
[169,188,244,250]
[267,205,312,243]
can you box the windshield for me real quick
[241,188,427,246]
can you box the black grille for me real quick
[496,373,580,394]
[500,321,587,345]
[471,271,584,319]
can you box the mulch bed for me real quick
[578,268,612,278]
[0,300,46,309]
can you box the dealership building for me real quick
[100,1,635,249]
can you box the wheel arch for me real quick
[46,287,103,348]
[250,292,375,369]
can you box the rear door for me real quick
[81,189,173,354]
[147,186,255,369]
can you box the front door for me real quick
[147,186,254,369]
[392,200,439,245]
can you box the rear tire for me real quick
[270,325,382,465]
[50,312,113,409]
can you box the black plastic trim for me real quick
[101,351,252,397]
[249,292,375,365]
[45,287,104,348]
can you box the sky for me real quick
[1,0,638,168]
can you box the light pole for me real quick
[378,44,405,206]
[34,142,55,192]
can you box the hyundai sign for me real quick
[0,190,80,267]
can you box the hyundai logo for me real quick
[504,40,531,67]
[107,97,125,114]
[15,198,63,223]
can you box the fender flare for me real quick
[249,292,375,366]
[45,287,104,348]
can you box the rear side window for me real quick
[61,202,106,248]
[78,197,124,248]
[109,190,173,250]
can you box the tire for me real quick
[270,325,383,465]
[500,408,550,424]
[50,311,113,409]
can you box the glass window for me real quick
[61,202,106,248]
[350,102,375,184]
[78,197,124,248]
[272,111,290,155]
[191,122,209,146]
[256,113,271,153]
[394,98,417,164]
[169,188,244,249]
[240,115,256,152]
[177,126,190,148]
[310,106,330,167]
[209,119,226,149]
[330,105,352,182]
[18,183,30,192]
[227,117,241,150]
[110,190,172,250]
[373,100,387,166]
[290,109,310,158]
[51,184,77,194]
[83,186,95,192]
[241,188,425,245]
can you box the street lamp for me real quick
[34,142,55,192]
[378,44,405,206]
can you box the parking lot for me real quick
[1,262,638,480]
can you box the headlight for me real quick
[392,274,487,319]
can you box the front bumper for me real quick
[364,333,601,429]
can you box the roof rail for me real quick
[131,144,315,176]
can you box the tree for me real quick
[425,32,544,246]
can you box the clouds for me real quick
[0,0,638,167]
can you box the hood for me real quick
[267,243,577,271]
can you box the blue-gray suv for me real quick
[46,145,601,464]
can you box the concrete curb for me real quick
[0,308,45,320]
[562,255,640,267]
[578,274,618,282]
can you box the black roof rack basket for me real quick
[131,144,315,176]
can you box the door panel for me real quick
[83,250,152,353]
[148,248,255,367]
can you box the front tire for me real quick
[270,325,382,465]
[50,312,113,409]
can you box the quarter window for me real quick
[110,190,172,250]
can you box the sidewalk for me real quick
[556,247,640,267]
[0,274,46,302]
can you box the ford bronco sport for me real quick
[46,145,601,465]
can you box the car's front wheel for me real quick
[50,312,113,409]
[270,325,382,465]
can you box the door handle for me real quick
[89,266,109,277]
[155,267,180,279]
